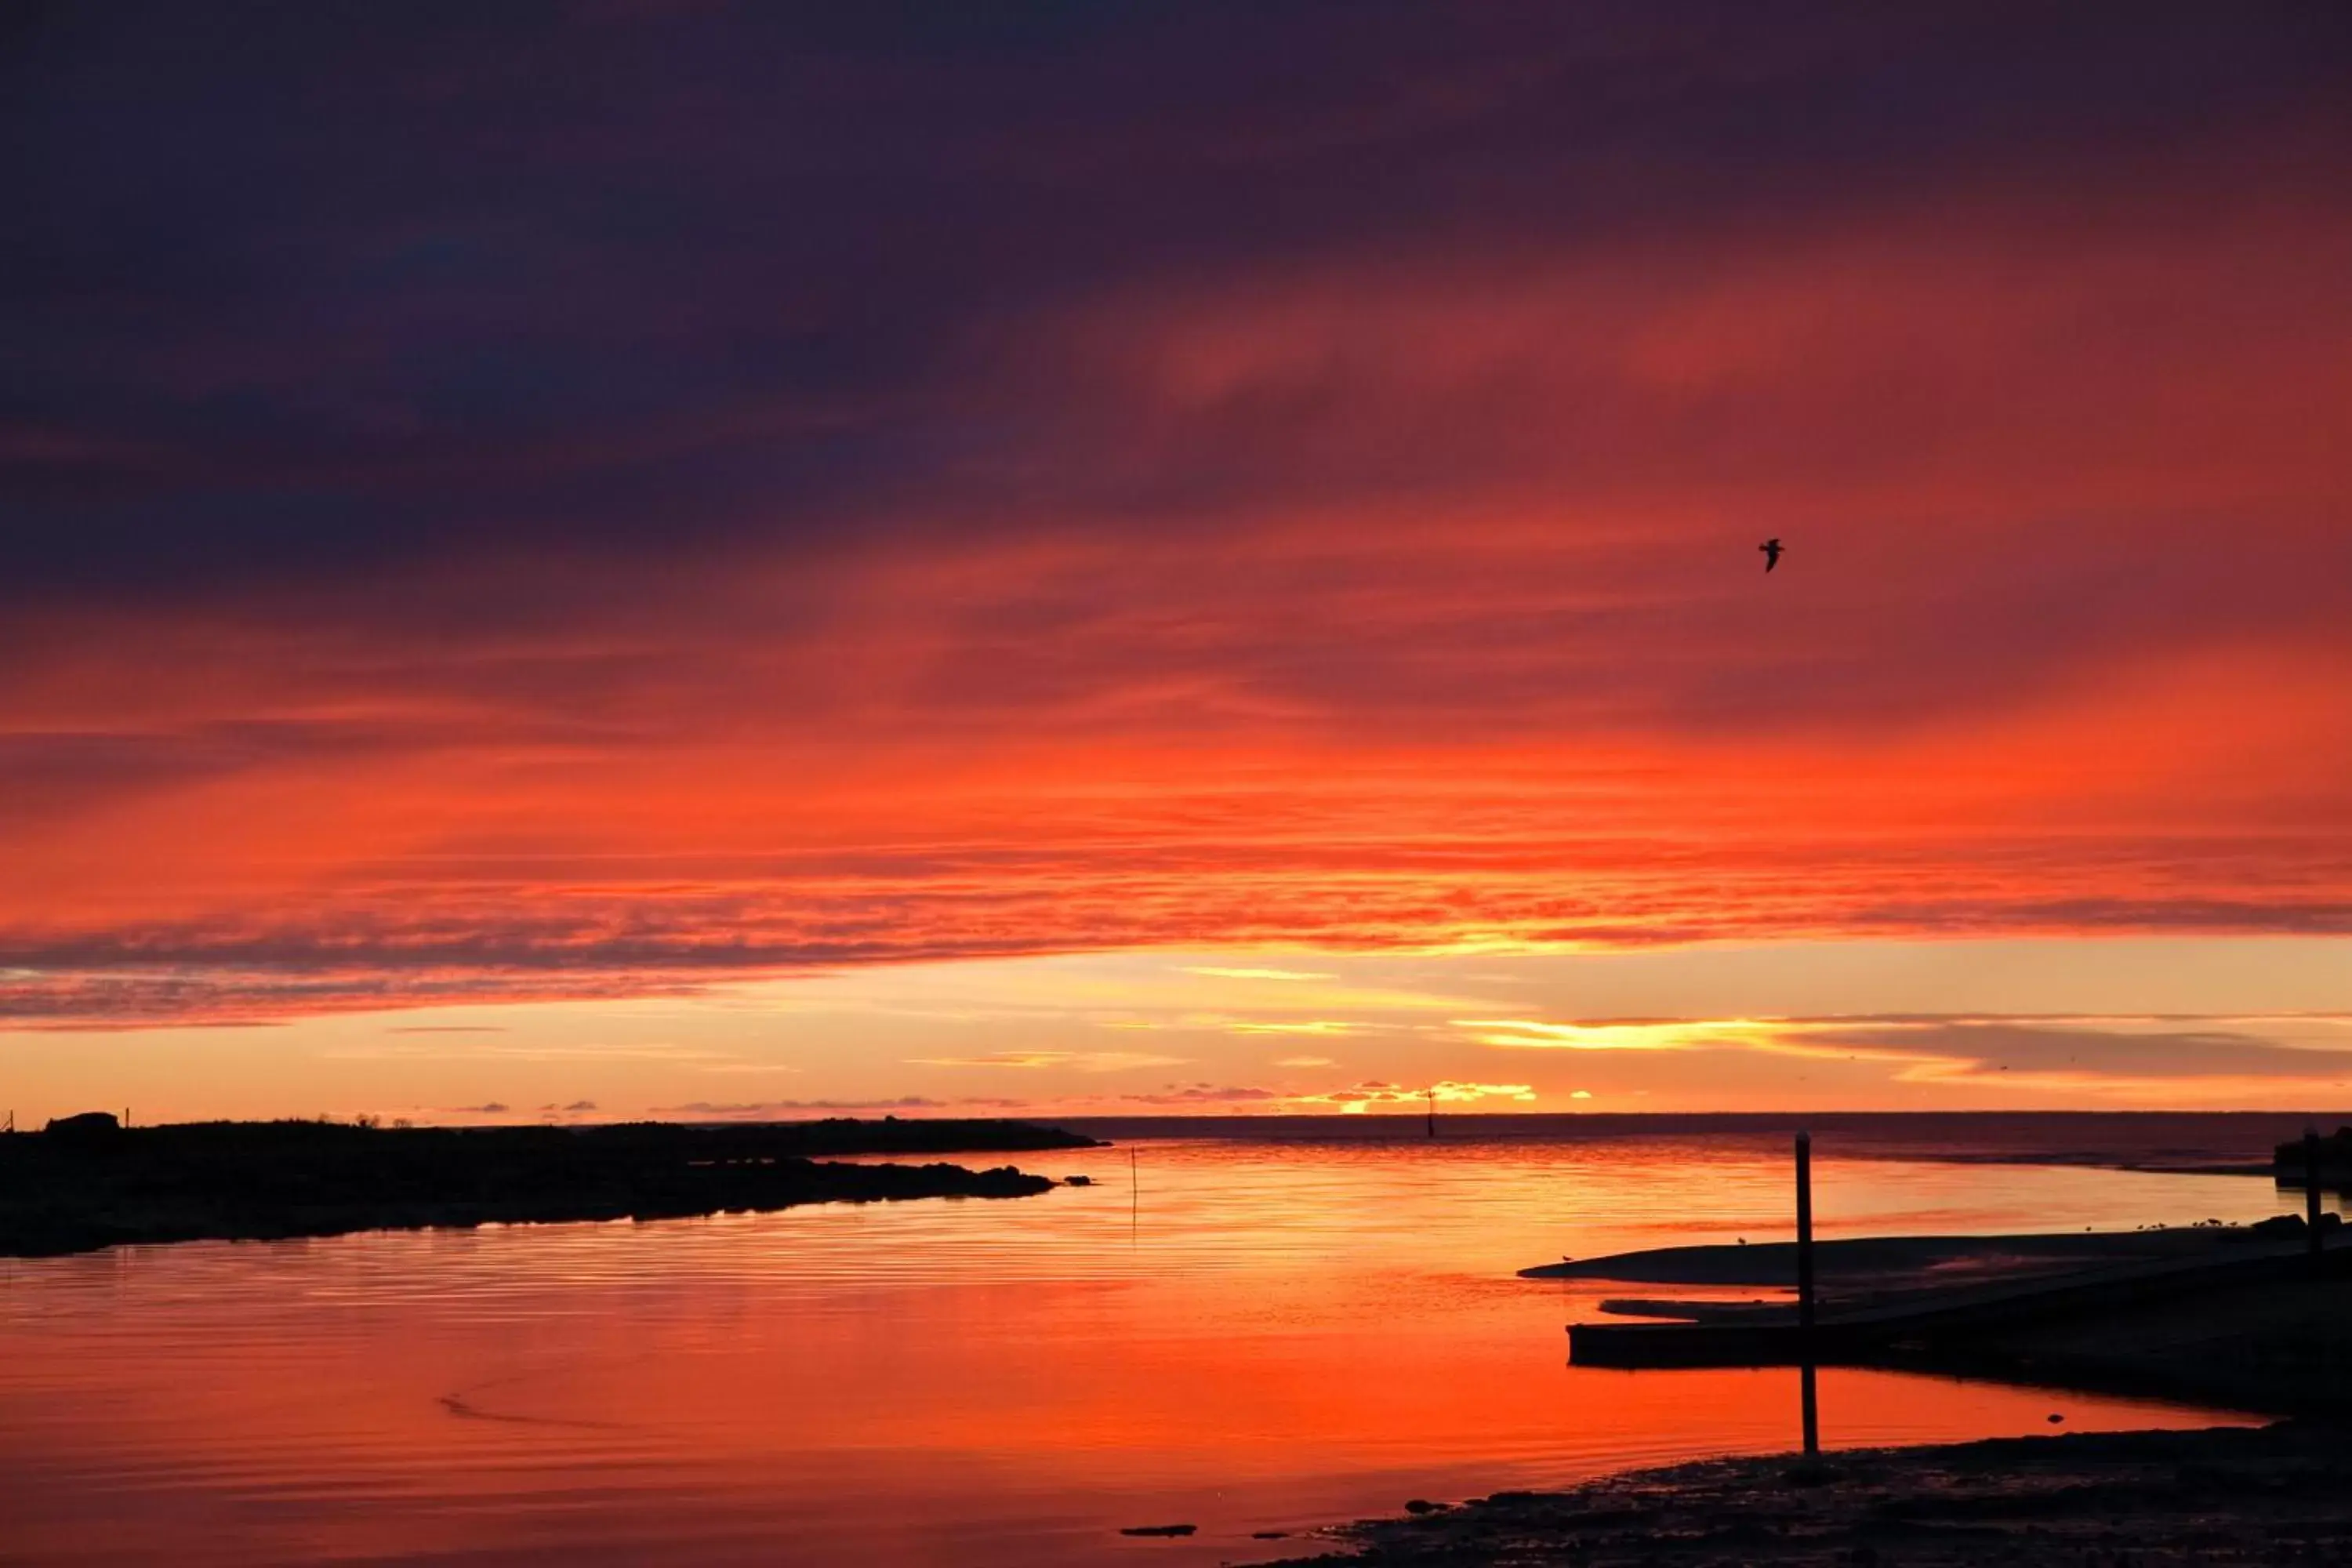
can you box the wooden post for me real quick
[1796,1131,1820,1457]
[2309,1128,2326,1278]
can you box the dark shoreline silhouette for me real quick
[2278,1125,2352,1191]
[1261,1424,2352,1567]
[1,1115,1102,1258]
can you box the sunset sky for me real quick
[5,3,2350,1123]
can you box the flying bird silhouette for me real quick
[1759,538,1784,572]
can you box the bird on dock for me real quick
[1759,537,1784,572]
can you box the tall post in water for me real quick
[1427,1087,1437,1139]
[1795,1130,1820,1457]
[2309,1127,2326,1279]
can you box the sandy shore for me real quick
[1524,1226,2278,1290]
[1536,1225,2352,1414]
[1526,1225,2339,1327]
[1263,1422,2352,1565]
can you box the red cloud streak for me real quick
[4,183,2349,1027]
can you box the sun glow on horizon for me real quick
[5,940,2349,1126]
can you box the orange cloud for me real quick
[1458,1012,2352,1106]
[909,1051,1190,1073]
[3,173,2349,1033]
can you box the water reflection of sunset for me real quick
[0,1138,2286,1565]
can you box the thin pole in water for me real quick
[1131,1147,1139,1247]
[2308,1127,2326,1278]
[1796,1130,1820,1457]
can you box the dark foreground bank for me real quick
[1265,1421,2352,1566]
[0,1115,1100,1256]
[1272,1232,2352,1564]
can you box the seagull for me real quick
[1759,538,1784,573]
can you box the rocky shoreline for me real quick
[1262,1421,2352,1566]
[1267,1214,2352,1565]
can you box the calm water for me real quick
[2,1119,2339,1566]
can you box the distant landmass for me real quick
[1,1115,1104,1258]
[2278,1125,2352,1191]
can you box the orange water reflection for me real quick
[0,1136,2303,1565]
